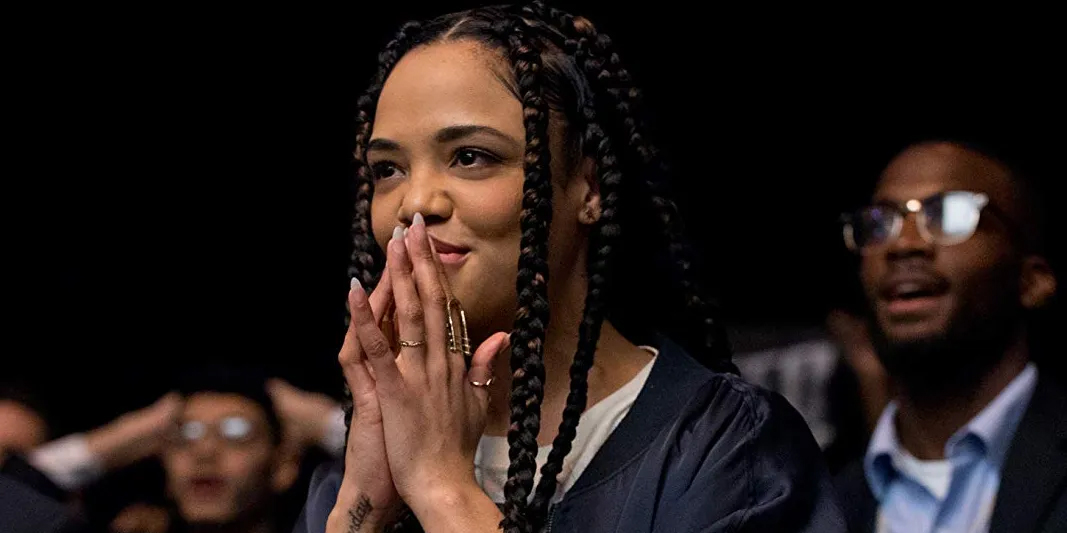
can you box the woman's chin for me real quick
[450,295,513,341]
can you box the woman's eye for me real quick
[453,149,498,168]
[371,162,403,181]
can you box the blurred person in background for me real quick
[0,383,52,464]
[1,382,88,533]
[1,388,180,499]
[2,385,181,533]
[1,373,345,533]
[158,366,302,533]
[834,136,1063,533]
[824,309,891,437]
[109,368,346,533]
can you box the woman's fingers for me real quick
[467,332,509,405]
[405,214,454,380]
[339,269,392,355]
[340,268,393,391]
[376,270,398,356]
[388,225,429,379]
[368,267,394,321]
[351,275,403,395]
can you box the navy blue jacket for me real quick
[295,337,846,532]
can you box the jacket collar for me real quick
[566,335,714,495]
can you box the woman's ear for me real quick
[577,157,601,225]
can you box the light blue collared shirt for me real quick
[864,363,1038,533]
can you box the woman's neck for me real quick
[483,319,653,445]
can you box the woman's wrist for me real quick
[326,503,385,533]
[405,478,502,531]
[329,485,400,533]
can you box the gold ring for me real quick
[470,377,495,388]
[445,298,472,364]
[398,339,425,348]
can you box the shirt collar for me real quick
[864,363,1039,500]
[952,363,1038,462]
[864,401,901,500]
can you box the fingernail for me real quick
[392,225,404,242]
[350,277,362,291]
[413,212,424,226]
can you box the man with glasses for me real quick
[162,368,301,533]
[834,138,1063,533]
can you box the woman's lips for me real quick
[429,235,470,265]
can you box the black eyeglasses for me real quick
[841,190,1009,253]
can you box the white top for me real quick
[475,347,657,504]
[322,406,348,457]
[891,448,953,500]
[28,434,103,491]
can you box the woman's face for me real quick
[367,40,590,340]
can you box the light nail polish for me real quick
[392,225,404,242]
[413,212,425,226]
[350,277,362,291]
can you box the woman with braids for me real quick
[295,4,845,533]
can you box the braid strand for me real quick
[501,24,554,533]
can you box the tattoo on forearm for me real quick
[347,495,373,532]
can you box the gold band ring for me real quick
[445,298,472,363]
[469,377,495,388]
[397,339,426,348]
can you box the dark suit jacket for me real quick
[835,374,1067,533]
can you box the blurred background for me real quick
[4,1,1064,528]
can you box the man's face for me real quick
[855,141,1050,390]
[162,393,278,526]
[860,142,1024,349]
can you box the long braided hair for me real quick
[344,4,736,532]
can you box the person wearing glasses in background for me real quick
[160,367,303,533]
[0,368,344,533]
[833,136,1064,533]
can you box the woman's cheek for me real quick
[370,195,400,250]
[458,183,524,239]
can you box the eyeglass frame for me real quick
[840,190,1023,254]
[166,416,263,447]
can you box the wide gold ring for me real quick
[445,298,472,364]
[469,377,495,388]
[398,339,426,348]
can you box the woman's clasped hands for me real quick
[327,213,509,533]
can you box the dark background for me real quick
[7,3,1063,439]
